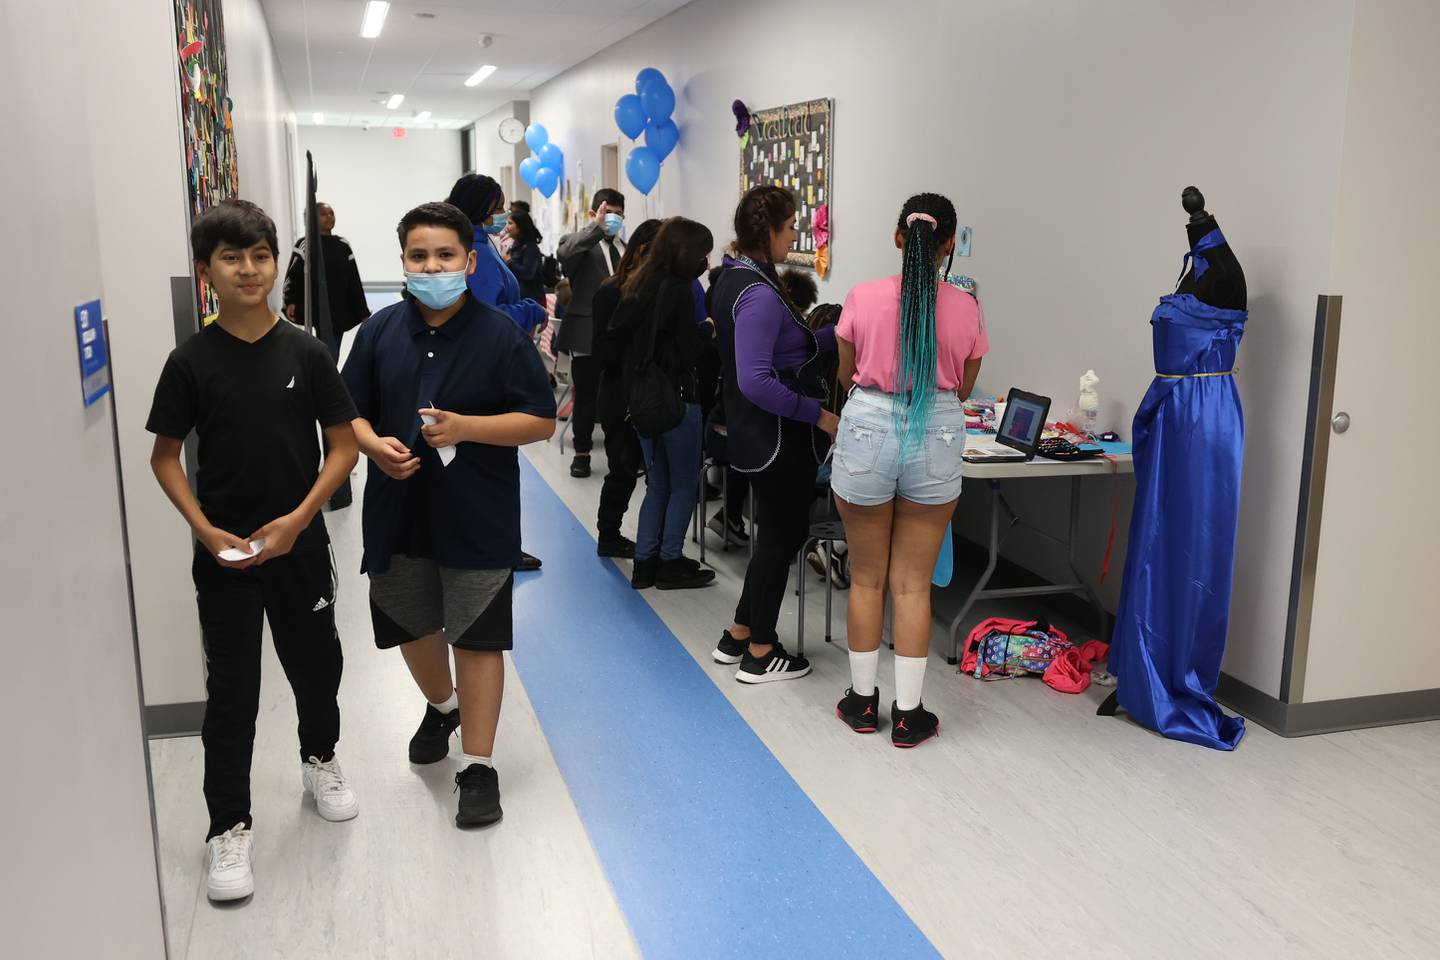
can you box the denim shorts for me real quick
[830,386,967,506]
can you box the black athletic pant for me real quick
[570,353,600,454]
[724,467,750,522]
[733,423,821,646]
[192,547,342,840]
[597,376,642,540]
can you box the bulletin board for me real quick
[739,98,833,269]
[174,0,240,316]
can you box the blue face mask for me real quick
[603,212,625,237]
[484,211,509,236]
[405,269,468,310]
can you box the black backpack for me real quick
[627,299,684,438]
[541,254,563,290]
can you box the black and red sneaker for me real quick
[836,688,881,733]
[890,702,940,748]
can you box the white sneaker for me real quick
[302,756,359,822]
[206,823,255,902]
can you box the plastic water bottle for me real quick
[1078,370,1100,438]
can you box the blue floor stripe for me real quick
[511,458,938,960]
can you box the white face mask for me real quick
[405,269,468,309]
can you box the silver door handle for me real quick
[1332,412,1351,434]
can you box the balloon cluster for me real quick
[613,67,677,195]
[519,124,564,198]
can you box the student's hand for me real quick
[817,409,840,441]
[248,513,305,564]
[419,408,467,448]
[200,526,261,570]
[370,436,421,480]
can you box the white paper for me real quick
[218,537,267,562]
[421,408,457,466]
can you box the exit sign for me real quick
[392,126,406,140]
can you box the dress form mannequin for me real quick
[1098,188,1249,750]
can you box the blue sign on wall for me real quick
[74,299,111,407]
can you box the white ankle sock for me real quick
[848,648,879,697]
[461,753,492,769]
[430,690,459,714]
[894,655,928,711]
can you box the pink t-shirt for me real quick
[837,275,988,392]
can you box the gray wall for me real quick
[0,0,167,954]
[530,0,1359,697]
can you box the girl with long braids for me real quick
[709,186,839,683]
[831,194,987,746]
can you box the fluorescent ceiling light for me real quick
[312,112,324,124]
[360,1,390,39]
[464,65,498,87]
[386,93,404,110]
[415,111,432,123]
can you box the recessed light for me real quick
[312,112,324,124]
[360,1,389,39]
[464,64,497,87]
[386,93,405,109]
[415,111,432,123]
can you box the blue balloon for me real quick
[614,94,646,139]
[626,146,661,195]
[635,67,665,95]
[524,123,548,153]
[534,166,560,198]
[519,156,541,188]
[538,143,564,172]
[640,81,675,123]
[644,119,678,162]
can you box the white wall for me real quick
[86,0,208,708]
[1302,0,1440,702]
[0,1,166,954]
[472,100,532,188]
[296,126,464,283]
[531,0,1359,696]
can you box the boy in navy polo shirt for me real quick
[147,199,361,902]
[342,202,556,828]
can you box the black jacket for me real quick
[610,276,710,403]
[506,240,547,304]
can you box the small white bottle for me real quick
[1078,370,1100,438]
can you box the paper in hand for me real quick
[421,405,457,466]
[218,537,267,562]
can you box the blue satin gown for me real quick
[1109,288,1248,750]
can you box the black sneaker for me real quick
[597,536,636,559]
[712,630,746,665]
[890,702,940,748]
[836,688,881,733]
[408,704,461,764]
[631,557,658,589]
[454,763,502,828]
[570,455,592,478]
[703,481,723,502]
[707,511,750,546]
[656,558,715,590]
[515,550,543,572]
[806,544,850,589]
[736,643,811,684]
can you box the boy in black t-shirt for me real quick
[342,202,555,829]
[147,199,361,903]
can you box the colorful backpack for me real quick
[961,617,1111,694]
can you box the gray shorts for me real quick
[368,556,513,652]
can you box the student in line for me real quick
[557,188,627,478]
[710,185,839,682]
[503,209,547,305]
[611,217,718,590]
[831,194,987,747]
[342,202,556,828]
[445,173,547,572]
[590,217,663,559]
[147,199,361,903]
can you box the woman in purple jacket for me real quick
[708,186,839,683]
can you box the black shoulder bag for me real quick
[626,295,685,438]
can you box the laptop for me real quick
[963,388,1051,463]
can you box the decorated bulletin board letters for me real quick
[739,99,833,270]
